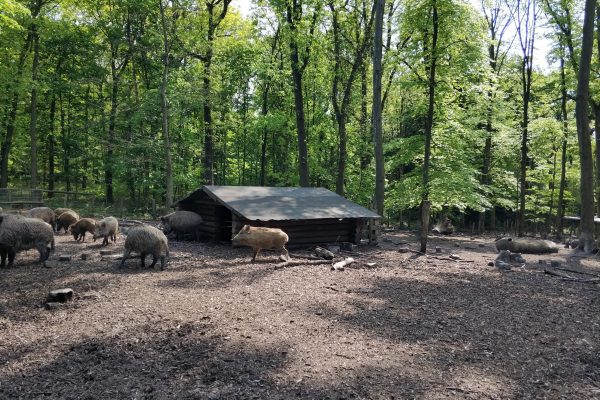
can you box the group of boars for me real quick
[0,207,288,271]
[0,206,562,272]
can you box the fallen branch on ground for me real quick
[553,266,600,278]
[544,268,600,283]
[274,259,332,269]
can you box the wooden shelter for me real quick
[173,185,381,246]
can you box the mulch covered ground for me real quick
[0,229,598,399]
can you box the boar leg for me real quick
[140,253,147,269]
[281,246,289,261]
[148,254,158,269]
[120,250,131,268]
[159,255,166,270]
[7,248,16,268]
[251,248,262,262]
[0,248,6,268]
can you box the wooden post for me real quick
[419,200,430,253]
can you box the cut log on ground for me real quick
[332,257,355,271]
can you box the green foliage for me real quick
[0,0,588,232]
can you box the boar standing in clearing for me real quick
[93,216,119,246]
[120,224,169,270]
[0,215,55,268]
[160,210,203,241]
[56,210,79,233]
[69,218,96,242]
[495,237,559,254]
[232,225,289,262]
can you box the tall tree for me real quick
[479,0,512,231]
[159,0,174,208]
[0,0,45,188]
[373,0,385,216]
[329,0,374,196]
[28,17,40,188]
[420,0,439,252]
[284,0,319,187]
[508,0,539,236]
[575,0,596,252]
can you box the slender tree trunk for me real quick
[575,0,596,252]
[29,23,40,189]
[420,0,438,253]
[287,2,310,187]
[159,0,173,208]
[1,32,34,187]
[48,95,56,197]
[330,1,374,196]
[554,52,569,238]
[106,67,119,203]
[373,0,385,215]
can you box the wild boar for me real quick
[160,211,203,241]
[54,207,77,219]
[232,225,289,262]
[56,210,79,233]
[93,216,119,246]
[120,224,169,270]
[25,207,56,227]
[69,218,96,242]
[432,217,455,235]
[0,214,55,268]
[495,237,559,254]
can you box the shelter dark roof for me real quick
[177,185,381,221]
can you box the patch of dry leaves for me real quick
[0,230,598,399]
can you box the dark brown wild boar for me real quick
[69,218,96,242]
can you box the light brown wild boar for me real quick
[232,225,289,262]
[56,210,79,233]
[93,216,119,246]
[69,218,96,242]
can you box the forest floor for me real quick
[0,229,599,399]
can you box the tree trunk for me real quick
[287,2,310,187]
[106,67,119,204]
[1,31,34,187]
[159,0,173,208]
[329,1,374,196]
[575,0,596,252]
[29,22,40,189]
[48,95,56,197]
[420,0,438,253]
[373,0,385,216]
[554,51,569,239]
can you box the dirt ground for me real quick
[0,228,599,400]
